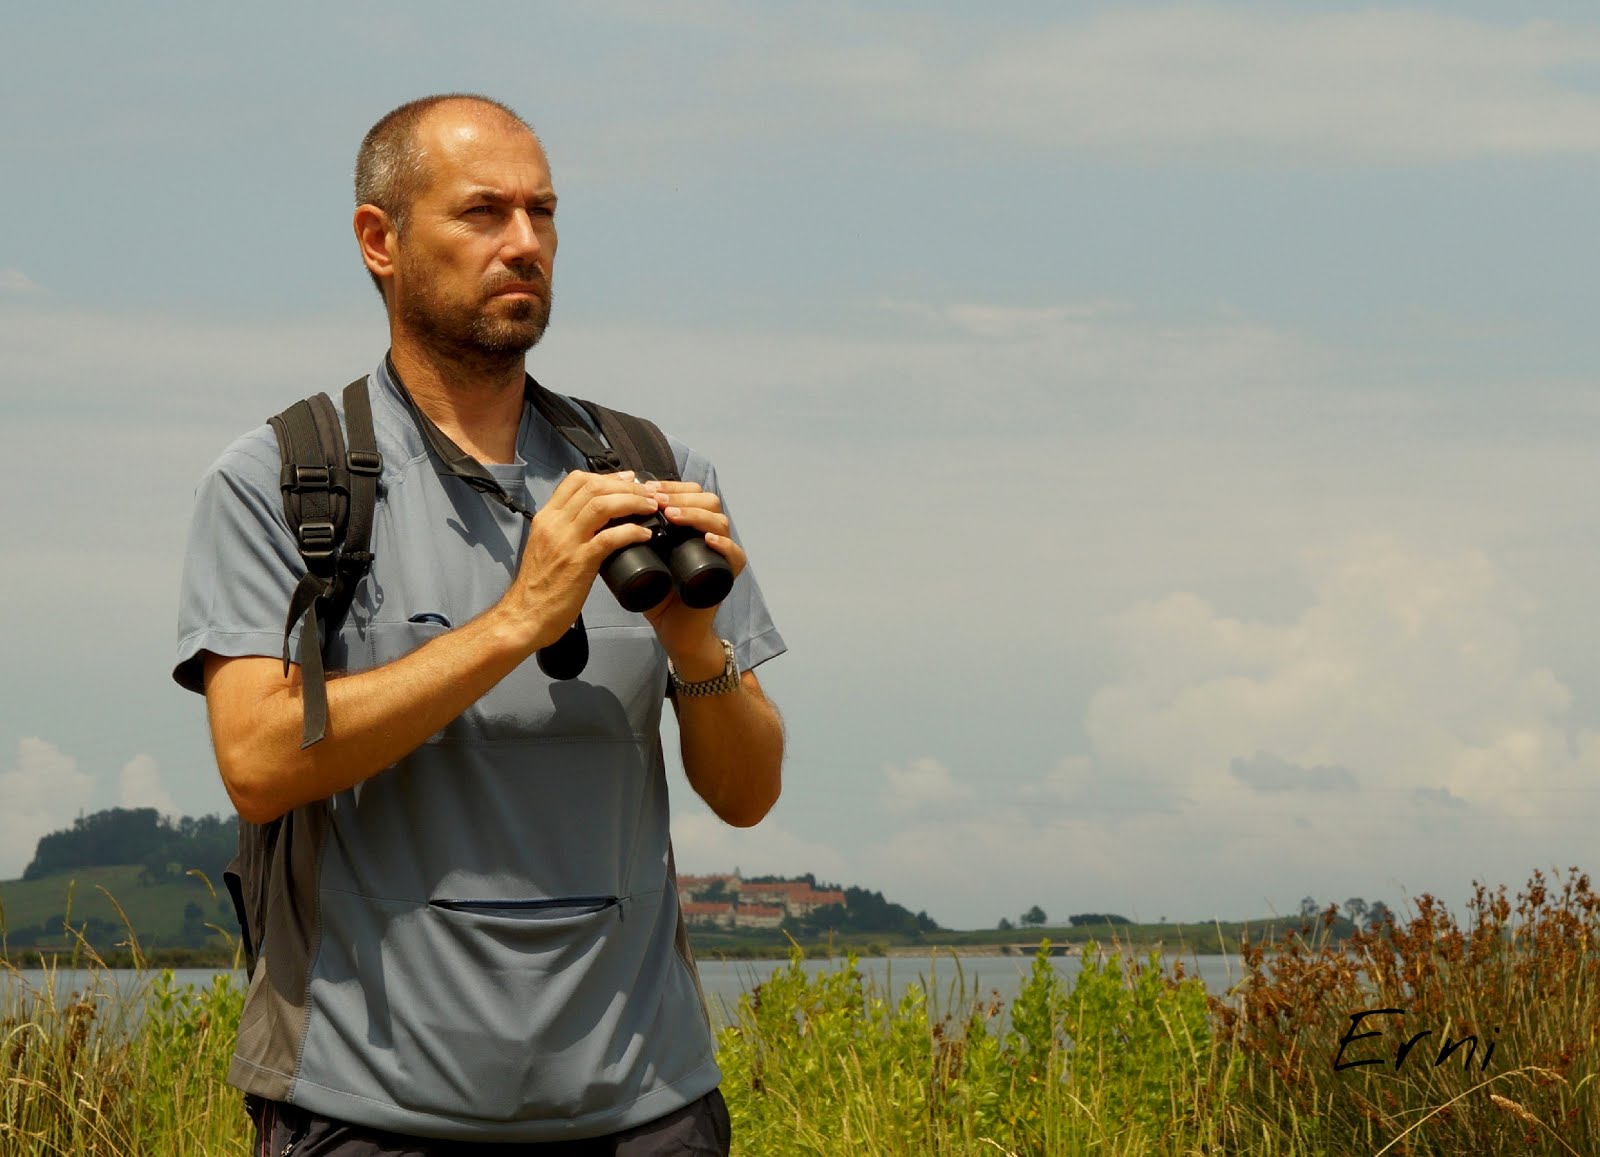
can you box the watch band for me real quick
[668,639,740,697]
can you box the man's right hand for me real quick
[496,469,661,652]
[205,471,665,825]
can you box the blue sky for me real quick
[5,2,1600,928]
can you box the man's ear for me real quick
[354,204,398,285]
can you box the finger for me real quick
[659,504,729,538]
[570,490,661,537]
[587,521,655,561]
[698,529,746,577]
[546,469,638,514]
[556,477,655,532]
[651,488,720,512]
[648,480,705,496]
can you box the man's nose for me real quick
[503,209,543,261]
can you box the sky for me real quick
[5,2,1600,930]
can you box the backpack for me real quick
[223,372,684,976]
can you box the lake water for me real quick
[698,952,1242,1025]
[3,951,1243,1030]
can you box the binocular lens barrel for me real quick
[668,538,734,609]
[604,544,675,614]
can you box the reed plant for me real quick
[1,891,248,1155]
[1213,867,1600,1155]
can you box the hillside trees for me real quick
[789,885,940,937]
[21,808,236,887]
[1068,913,1132,927]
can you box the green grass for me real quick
[717,941,1234,1155]
[0,867,236,955]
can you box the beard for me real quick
[397,258,554,372]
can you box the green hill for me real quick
[0,864,239,961]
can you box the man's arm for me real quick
[670,651,784,828]
[205,470,662,824]
[206,613,531,823]
[646,485,785,828]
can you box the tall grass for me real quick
[1,888,249,1155]
[717,942,1227,1155]
[5,869,1598,1154]
[1216,867,1600,1155]
[718,868,1600,1154]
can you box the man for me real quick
[173,93,785,1153]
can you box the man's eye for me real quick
[465,205,495,216]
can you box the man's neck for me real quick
[389,334,526,465]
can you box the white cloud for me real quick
[0,269,40,295]
[671,808,852,882]
[851,536,1600,927]
[754,7,1600,163]
[881,757,976,816]
[0,302,377,425]
[1085,536,1583,814]
[877,299,1130,339]
[119,754,177,816]
[0,738,96,880]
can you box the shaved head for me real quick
[354,94,541,296]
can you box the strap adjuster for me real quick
[299,520,336,558]
[284,464,330,492]
[347,450,383,476]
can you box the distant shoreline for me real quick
[2,917,1334,969]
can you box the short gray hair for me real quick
[354,94,538,297]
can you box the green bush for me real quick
[718,941,1222,1155]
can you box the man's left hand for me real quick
[640,481,746,672]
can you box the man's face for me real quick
[389,108,559,360]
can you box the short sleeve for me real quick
[673,440,787,674]
[172,428,306,694]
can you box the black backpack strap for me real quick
[575,398,681,483]
[522,375,679,484]
[223,815,280,978]
[266,378,381,748]
[524,378,624,473]
[337,378,382,623]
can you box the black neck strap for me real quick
[381,355,640,684]
[384,354,629,514]
[384,354,542,518]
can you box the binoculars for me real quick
[536,472,734,679]
[600,472,735,613]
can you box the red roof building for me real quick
[680,902,735,928]
[732,904,786,929]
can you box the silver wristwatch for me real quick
[668,639,741,697]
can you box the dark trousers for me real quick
[246,1090,731,1156]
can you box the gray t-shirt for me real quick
[174,358,784,1142]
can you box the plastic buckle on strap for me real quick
[298,520,336,559]
[288,465,331,492]
[347,451,383,476]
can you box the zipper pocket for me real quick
[429,895,619,917]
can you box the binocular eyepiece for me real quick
[535,471,734,681]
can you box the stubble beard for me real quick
[398,264,554,378]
